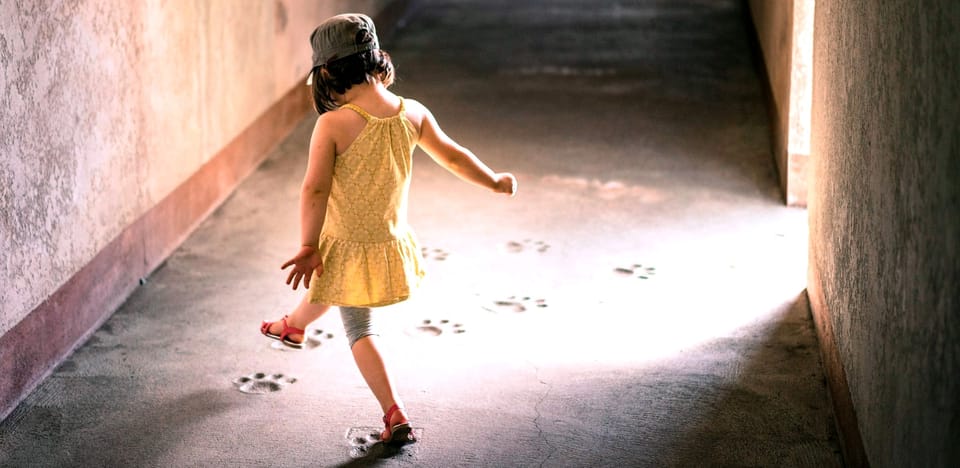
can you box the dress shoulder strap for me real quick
[340,103,373,121]
[340,98,405,120]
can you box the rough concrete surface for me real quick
[0,0,393,336]
[0,0,145,334]
[1,1,842,466]
[809,0,960,466]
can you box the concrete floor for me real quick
[0,0,844,466]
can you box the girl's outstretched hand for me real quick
[494,173,518,196]
[281,246,324,290]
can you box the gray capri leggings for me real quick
[340,306,376,348]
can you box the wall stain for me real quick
[275,1,288,34]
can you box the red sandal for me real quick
[260,315,305,349]
[381,404,416,445]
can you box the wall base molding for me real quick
[807,271,870,467]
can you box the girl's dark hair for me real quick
[311,49,395,114]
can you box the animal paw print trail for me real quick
[411,319,465,337]
[420,246,449,261]
[346,426,420,459]
[615,263,657,279]
[506,239,550,253]
[269,329,336,351]
[305,329,336,349]
[232,372,297,394]
[347,427,382,458]
[486,296,549,313]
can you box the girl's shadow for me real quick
[335,445,402,467]
[335,428,419,467]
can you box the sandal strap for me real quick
[383,404,402,426]
[279,316,305,338]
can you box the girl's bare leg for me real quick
[351,336,410,429]
[267,294,330,344]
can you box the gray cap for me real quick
[310,13,379,67]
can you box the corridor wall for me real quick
[808,1,959,466]
[747,0,793,201]
[747,0,812,207]
[0,0,404,420]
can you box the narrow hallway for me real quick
[0,1,842,466]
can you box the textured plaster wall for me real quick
[749,0,794,187]
[786,0,811,158]
[747,0,792,197]
[0,0,392,336]
[748,0,813,206]
[809,1,960,465]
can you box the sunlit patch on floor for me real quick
[541,175,666,202]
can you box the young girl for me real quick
[259,13,517,445]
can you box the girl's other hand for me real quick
[281,246,324,290]
[494,173,518,196]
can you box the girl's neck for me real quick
[341,81,390,105]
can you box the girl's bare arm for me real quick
[281,116,337,289]
[299,117,337,247]
[410,100,516,195]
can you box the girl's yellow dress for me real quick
[308,98,425,307]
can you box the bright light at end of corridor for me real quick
[495,216,809,367]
